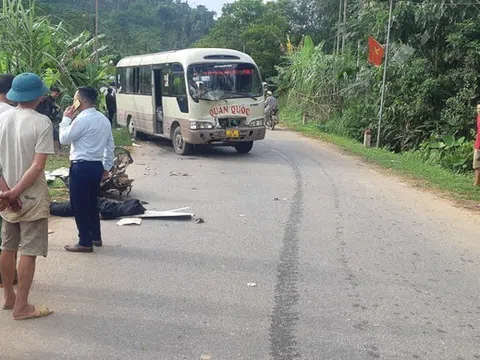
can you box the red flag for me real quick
[368,36,384,67]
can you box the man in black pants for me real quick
[59,87,115,253]
[105,88,116,125]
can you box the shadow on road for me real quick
[143,136,266,159]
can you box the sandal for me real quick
[14,306,53,320]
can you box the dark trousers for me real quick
[69,161,104,247]
[108,111,115,125]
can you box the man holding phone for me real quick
[59,87,115,253]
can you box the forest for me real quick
[199,0,480,173]
[1,0,479,173]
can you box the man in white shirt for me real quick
[60,87,115,253]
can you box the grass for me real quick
[281,107,480,206]
[47,126,132,201]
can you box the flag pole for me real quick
[376,0,394,148]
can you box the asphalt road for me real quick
[2,128,480,360]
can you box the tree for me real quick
[33,0,216,58]
[195,0,288,80]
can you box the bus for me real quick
[115,48,266,155]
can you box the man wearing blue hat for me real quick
[0,73,54,320]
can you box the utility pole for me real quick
[95,0,99,63]
[376,0,394,148]
[341,0,347,54]
[336,0,342,55]
[356,0,363,79]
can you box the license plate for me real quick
[226,129,239,138]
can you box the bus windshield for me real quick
[187,63,263,101]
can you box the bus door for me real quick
[153,68,164,135]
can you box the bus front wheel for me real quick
[173,126,193,155]
[128,118,146,140]
[234,141,253,154]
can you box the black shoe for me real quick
[65,244,94,253]
[93,240,103,247]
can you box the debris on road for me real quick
[45,167,69,183]
[117,218,142,226]
[45,173,56,183]
[132,143,141,147]
[201,353,212,360]
[100,147,135,196]
[48,229,55,235]
[273,197,279,201]
[239,214,246,217]
[196,218,205,224]
[169,171,190,177]
[247,283,257,287]
[133,207,194,220]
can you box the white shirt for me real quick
[59,107,115,171]
[0,102,12,115]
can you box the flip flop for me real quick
[13,306,53,320]
[3,304,14,310]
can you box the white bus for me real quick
[115,48,266,155]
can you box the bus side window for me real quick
[126,67,135,94]
[117,68,126,93]
[139,66,152,95]
[172,63,188,114]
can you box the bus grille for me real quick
[218,117,246,129]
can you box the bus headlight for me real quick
[249,119,264,127]
[190,121,214,130]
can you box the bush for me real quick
[412,134,473,173]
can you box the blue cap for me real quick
[7,73,49,103]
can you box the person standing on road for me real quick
[105,88,116,125]
[0,74,18,289]
[0,73,55,320]
[60,87,115,253]
[36,86,62,153]
[474,103,480,186]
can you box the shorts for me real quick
[1,218,48,257]
[474,149,480,169]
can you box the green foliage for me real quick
[34,0,215,59]
[194,0,288,79]
[275,0,480,158]
[414,134,473,173]
[0,0,113,101]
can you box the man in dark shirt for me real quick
[36,86,61,153]
[105,88,116,125]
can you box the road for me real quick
[2,128,480,360]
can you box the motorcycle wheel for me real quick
[265,117,272,128]
[270,115,277,130]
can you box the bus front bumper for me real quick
[183,126,266,145]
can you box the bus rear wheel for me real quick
[234,141,253,154]
[173,126,193,155]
